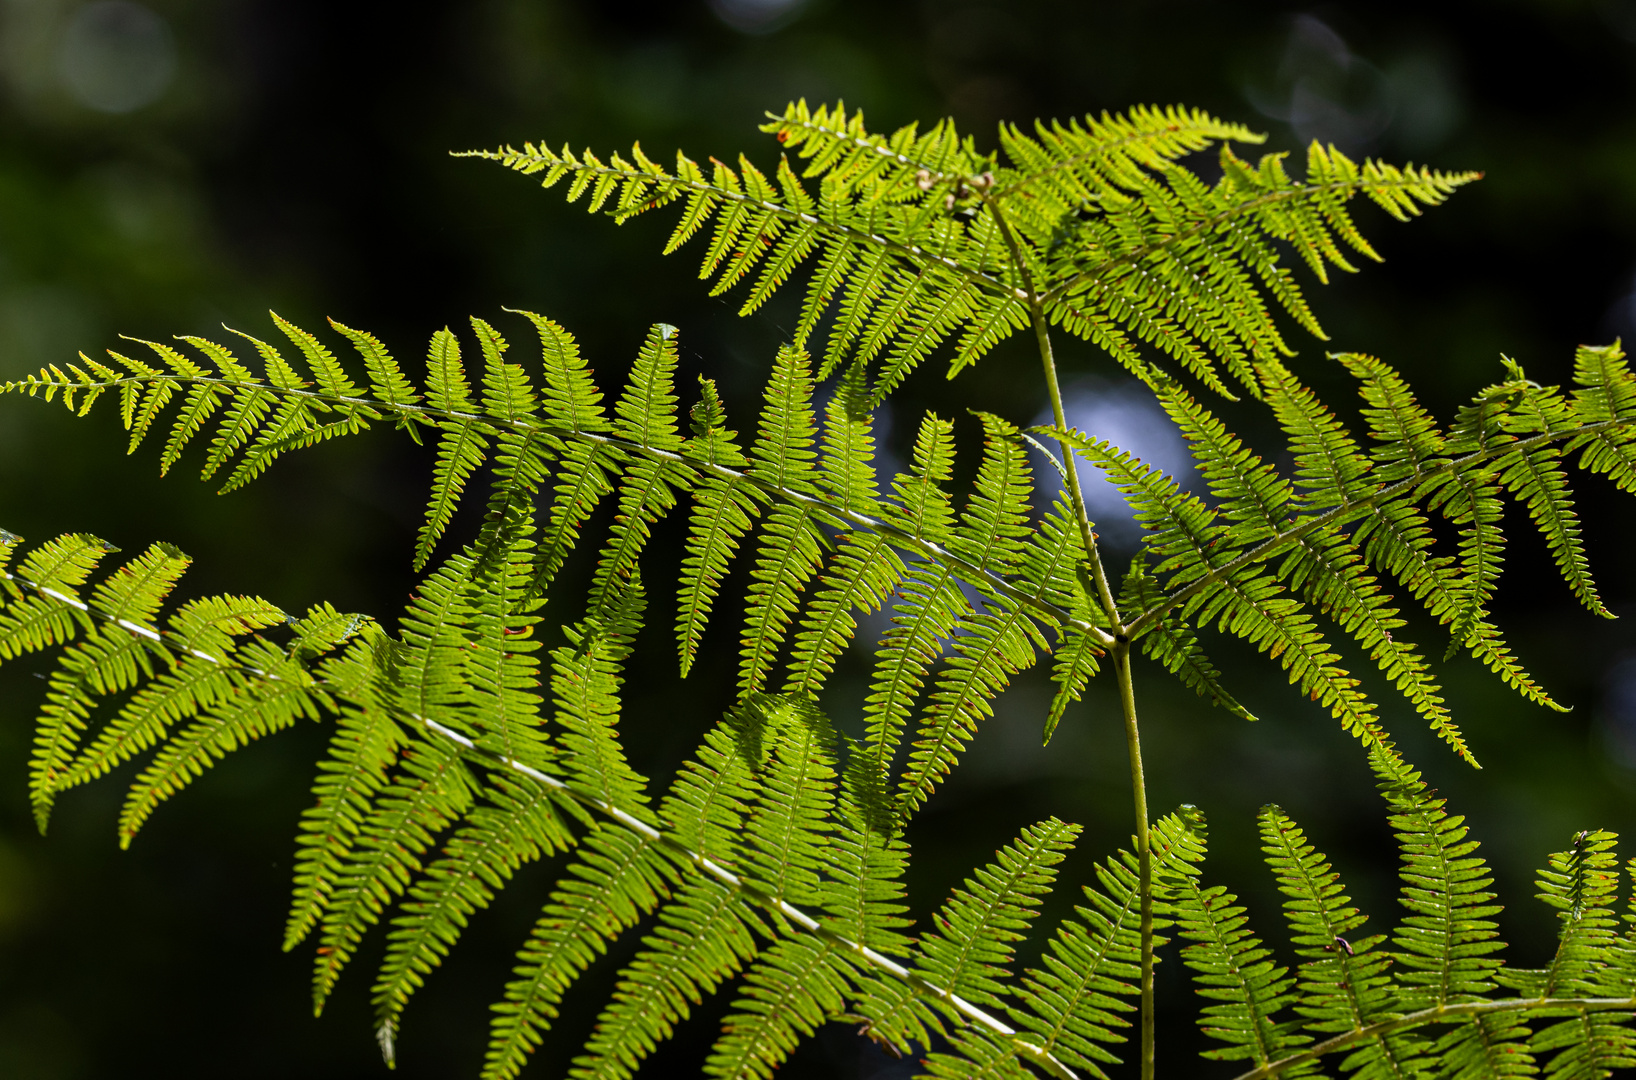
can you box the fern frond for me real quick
[1497,369,1610,619]
[587,325,693,618]
[1054,425,1387,750]
[483,829,674,1080]
[1118,555,1254,722]
[677,377,761,676]
[371,770,574,1063]
[26,541,192,829]
[312,731,478,1011]
[118,613,355,847]
[1168,808,1303,1069]
[1259,804,1418,1072]
[285,656,406,951]
[918,818,1080,1012]
[898,414,1039,813]
[739,346,824,694]
[1005,830,1150,1076]
[417,329,490,570]
[1370,747,1504,1009]
[570,876,767,1080]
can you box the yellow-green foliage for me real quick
[4,101,1635,1080]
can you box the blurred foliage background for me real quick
[1,0,1635,1076]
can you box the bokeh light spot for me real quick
[58,1,175,114]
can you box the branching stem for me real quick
[987,195,1155,1080]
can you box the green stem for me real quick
[1113,638,1153,1079]
[987,196,1154,1080]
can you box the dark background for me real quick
[2,1,1635,1076]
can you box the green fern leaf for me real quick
[28,542,192,830]
[482,829,674,1080]
[677,377,762,677]
[739,347,824,694]
[372,770,574,1064]
[312,731,479,1010]
[1370,747,1503,1009]
[1259,804,1422,1072]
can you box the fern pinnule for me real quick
[919,818,1080,1014]
[1167,810,1304,1070]
[64,594,288,793]
[1003,817,1170,1077]
[116,619,346,847]
[285,673,406,951]
[1370,748,1503,1009]
[26,542,191,828]
[372,770,574,1065]
[587,325,692,619]
[1056,425,1388,750]
[856,413,962,792]
[1258,804,1419,1073]
[570,876,767,1080]
[1118,555,1254,724]
[1016,495,1101,742]
[553,584,654,820]
[1497,371,1610,619]
[312,731,479,1011]
[897,414,1039,814]
[483,829,674,1080]
[418,328,491,570]
[677,376,761,677]
[461,528,549,770]
[705,936,851,1080]
[738,346,825,694]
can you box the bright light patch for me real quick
[58,1,175,114]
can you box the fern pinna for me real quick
[2,99,1632,1078]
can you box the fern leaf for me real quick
[1169,811,1302,1067]
[1055,425,1387,749]
[483,829,674,1080]
[589,325,692,617]
[917,818,1079,1012]
[739,347,824,693]
[677,377,761,676]
[1007,840,1147,1074]
[1259,804,1420,1072]
[117,636,333,845]
[372,770,574,1063]
[1370,747,1503,1009]
[569,877,766,1080]
[858,414,962,787]
[739,694,837,907]
[28,542,192,829]
[313,731,479,1011]
[553,590,655,820]
[63,595,287,792]
[285,662,406,951]
[1121,556,1254,723]
[705,937,851,1080]
[1499,375,1610,619]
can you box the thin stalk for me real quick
[1112,639,1153,1079]
[986,196,1156,1080]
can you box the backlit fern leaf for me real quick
[1260,803,1422,1075]
[859,413,962,791]
[1371,747,1504,1010]
[590,324,692,618]
[899,414,1040,813]
[739,346,824,694]
[472,100,1472,399]
[27,542,191,830]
